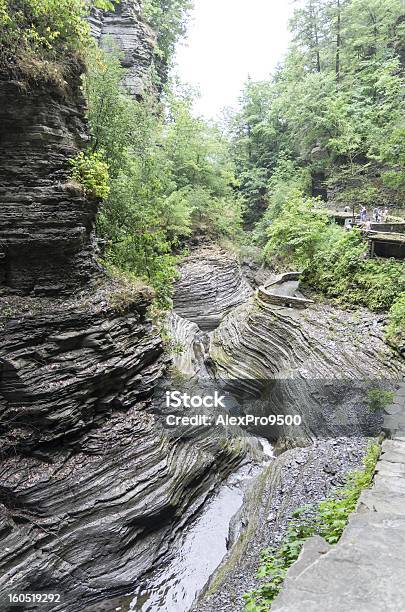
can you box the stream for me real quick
[88,438,273,612]
[129,438,273,612]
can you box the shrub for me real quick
[69,151,110,199]
[263,193,404,314]
[0,0,116,79]
[366,388,395,412]
[386,293,405,349]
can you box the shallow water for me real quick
[85,438,273,612]
[129,438,273,612]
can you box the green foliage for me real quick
[366,388,395,412]
[262,192,404,314]
[317,443,381,543]
[69,151,110,199]
[143,0,193,69]
[230,0,405,222]
[85,48,242,304]
[263,193,330,268]
[386,294,405,349]
[0,0,117,78]
[243,443,380,611]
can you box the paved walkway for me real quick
[272,382,405,612]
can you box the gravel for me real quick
[195,436,370,612]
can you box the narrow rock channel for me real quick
[88,245,402,612]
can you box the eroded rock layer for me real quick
[0,400,242,612]
[0,283,164,455]
[90,0,157,98]
[0,284,245,611]
[0,76,99,297]
[209,295,403,443]
[173,247,253,331]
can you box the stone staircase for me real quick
[272,382,405,612]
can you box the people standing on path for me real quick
[360,206,367,222]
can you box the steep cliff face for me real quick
[0,8,248,611]
[0,75,99,297]
[0,283,164,455]
[90,0,157,97]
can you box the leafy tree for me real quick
[84,48,242,303]
[143,0,193,76]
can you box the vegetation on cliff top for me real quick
[143,0,193,69]
[0,0,116,81]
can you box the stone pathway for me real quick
[272,382,405,612]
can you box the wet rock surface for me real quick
[0,281,164,454]
[195,437,369,612]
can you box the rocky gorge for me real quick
[0,2,404,612]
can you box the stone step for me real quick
[376,460,405,478]
[382,439,405,454]
[358,489,405,515]
[272,514,405,612]
[374,473,405,494]
[380,450,405,464]
[382,414,405,435]
[384,402,404,415]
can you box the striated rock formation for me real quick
[0,75,98,297]
[0,283,164,455]
[209,293,404,444]
[165,311,202,378]
[173,247,253,331]
[0,384,242,611]
[89,0,157,98]
[0,13,247,612]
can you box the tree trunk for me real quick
[310,0,321,73]
[336,0,341,83]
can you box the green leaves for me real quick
[0,0,119,77]
[230,0,404,229]
[142,0,193,69]
[85,46,243,304]
[69,151,110,199]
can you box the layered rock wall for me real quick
[89,0,157,98]
[0,77,98,297]
[209,294,403,444]
[173,247,253,331]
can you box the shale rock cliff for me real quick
[90,0,157,97]
[173,246,253,331]
[209,294,403,444]
[0,72,98,297]
[170,247,403,446]
[0,4,243,610]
